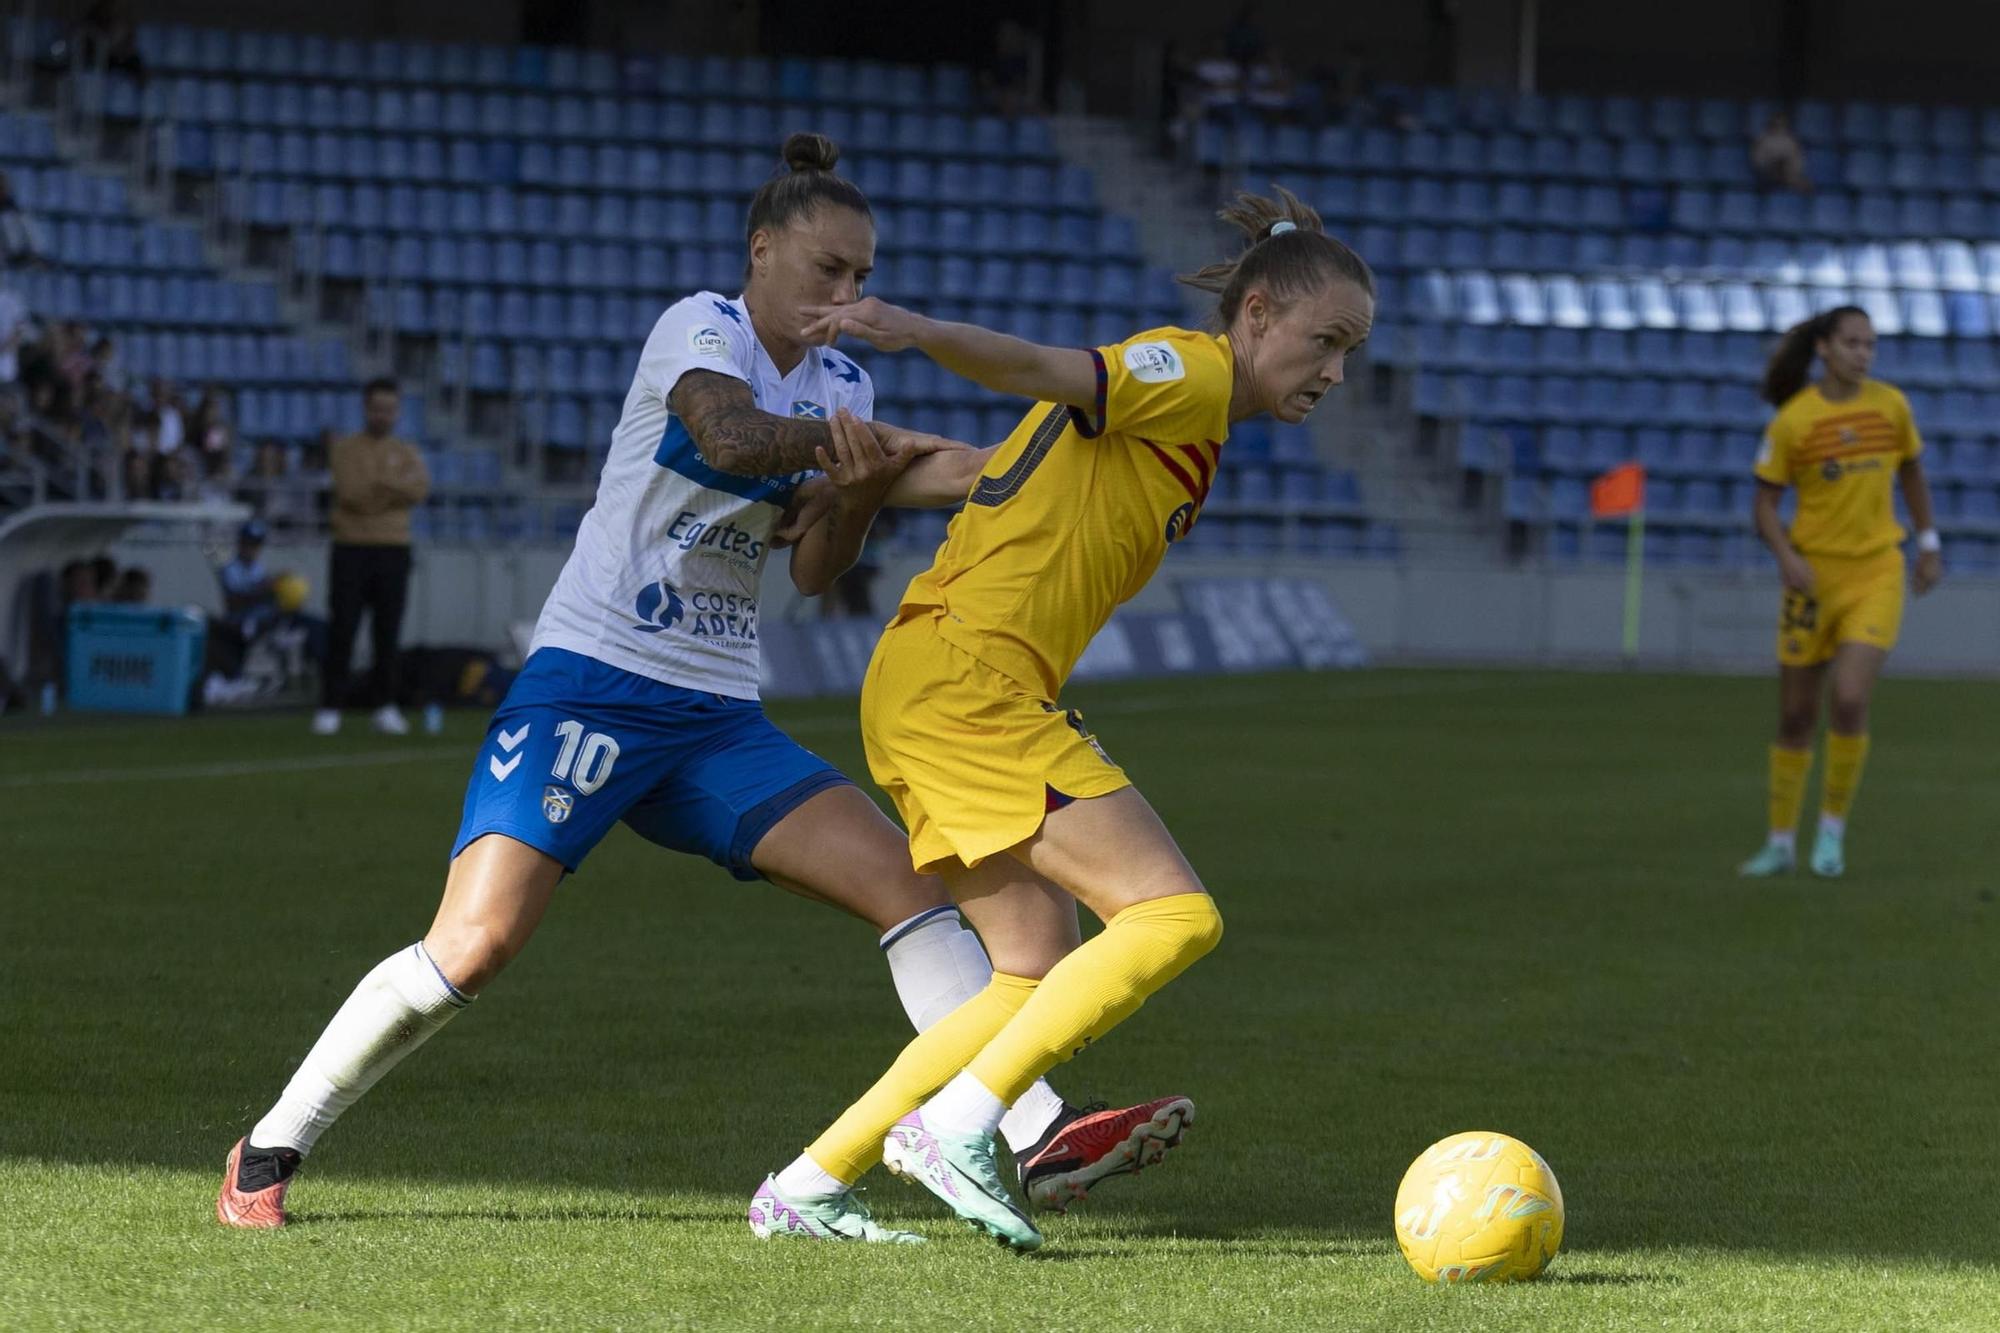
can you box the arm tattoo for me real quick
[670,370,832,477]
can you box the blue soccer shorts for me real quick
[451,647,851,880]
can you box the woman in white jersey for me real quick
[216,134,1191,1236]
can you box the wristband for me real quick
[1916,529,1941,554]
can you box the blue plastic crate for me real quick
[65,604,205,714]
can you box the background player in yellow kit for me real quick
[1739,305,1944,880]
[748,189,1374,1249]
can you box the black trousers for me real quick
[322,543,412,709]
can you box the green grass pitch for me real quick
[2,668,1994,1330]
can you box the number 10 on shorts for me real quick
[551,720,621,795]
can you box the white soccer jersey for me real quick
[531,291,874,698]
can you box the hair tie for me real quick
[1268,220,1298,237]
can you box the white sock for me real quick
[998,1080,1068,1155]
[923,1070,1007,1138]
[1818,812,1845,839]
[1768,829,1797,853]
[248,942,470,1154]
[774,1152,849,1199]
[879,905,1067,1154]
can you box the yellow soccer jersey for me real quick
[897,327,1235,696]
[1754,379,1922,558]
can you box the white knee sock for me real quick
[248,942,470,1154]
[878,907,1067,1155]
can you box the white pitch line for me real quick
[7,674,1537,786]
[0,746,464,789]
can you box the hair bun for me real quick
[781,132,840,174]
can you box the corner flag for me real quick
[1589,463,1647,659]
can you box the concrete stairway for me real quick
[1051,112,1499,559]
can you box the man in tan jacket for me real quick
[313,378,429,735]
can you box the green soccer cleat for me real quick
[1810,828,1846,879]
[1737,841,1796,878]
[882,1112,1043,1252]
[746,1175,924,1244]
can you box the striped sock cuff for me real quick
[413,942,472,1009]
[878,904,961,951]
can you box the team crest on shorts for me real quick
[542,785,575,824]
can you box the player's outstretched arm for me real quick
[882,441,997,509]
[801,298,1098,410]
[671,369,858,478]
[784,409,921,596]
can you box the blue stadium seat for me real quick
[1843,147,1887,191]
[1671,188,1714,232]
[1528,231,1576,270]
[1487,179,1532,225]
[1933,106,1974,151]
[1854,192,1898,238]
[1899,194,1942,237]
[1806,191,1853,236]
[1616,139,1661,183]
[1944,290,1992,338]
[1950,340,2000,390]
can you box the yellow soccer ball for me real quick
[272,571,309,613]
[1394,1131,1564,1283]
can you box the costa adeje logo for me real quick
[631,578,686,633]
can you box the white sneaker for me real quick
[371,705,410,736]
[310,709,341,736]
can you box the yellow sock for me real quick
[967,892,1223,1105]
[1768,744,1811,836]
[806,972,1037,1184]
[1821,733,1870,821]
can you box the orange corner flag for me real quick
[1590,463,1646,518]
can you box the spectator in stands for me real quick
[76,0,142,75]
[77,371,128,495]
[1330,41,1371,119]
[55,322,92,416]
[315,377,429,737]
[90,334,125,393]
[1224,5,1269,67]
[109,565,150,604]
[0,173,46,269]
[155,447,195,501]
[0,284,25,416]
[985,18,1038,117]
[123,409,158,498]
[191,384,231,455]
[1752,113,1811,193]
[59,557,100,605]
[242,438,309,531]
[193,446,233,503]
[1245,55,1297,118]
[21,321,82,424]
[149,377,185,456]
[306,426,335,474]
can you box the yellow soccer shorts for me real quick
[860,614,1132,874]
[1777,549,1906,667]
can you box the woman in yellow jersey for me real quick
[1739,305,1943,881]
[746,189,1374,1249]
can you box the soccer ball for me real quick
[1393,1131,1564,1283]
